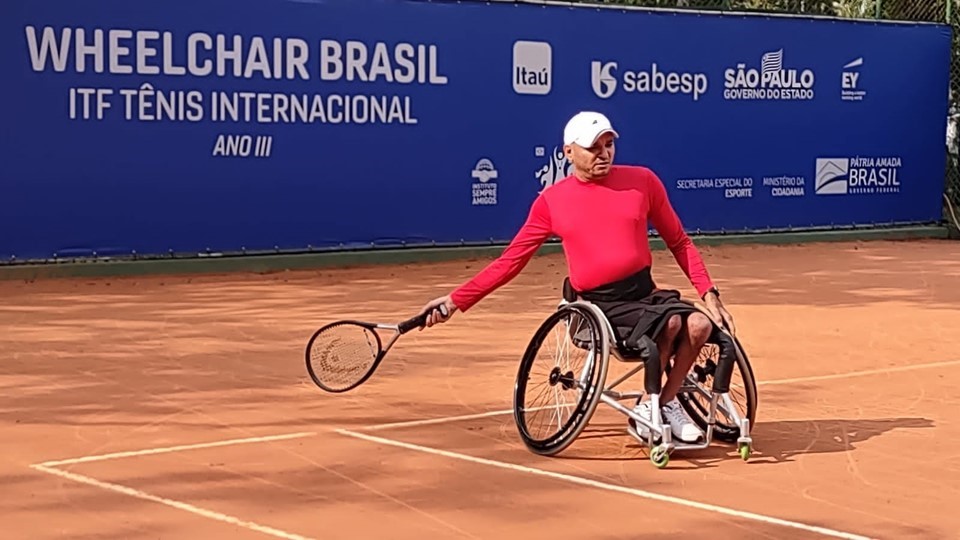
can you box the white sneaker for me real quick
[662,398,704,443]
[627,400,660,444]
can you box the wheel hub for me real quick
[548,367,576,389]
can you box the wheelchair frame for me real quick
[512,292,757,469]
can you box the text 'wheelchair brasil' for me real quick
[512,282,758,469]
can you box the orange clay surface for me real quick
[2,238,959,540]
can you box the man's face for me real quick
[564,131,616,181]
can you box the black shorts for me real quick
[573,267,700,350]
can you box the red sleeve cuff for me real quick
[450,289,472,312]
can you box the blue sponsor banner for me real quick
[0,0,952,261]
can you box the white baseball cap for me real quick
[563,111,619,147]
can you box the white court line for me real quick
[37,431,317,467]
[362,406,559,432]
[30,431,320,540]
[756,359,960,386]
[335,428,873,540]
[31,464,314,540]
[363,358,960,431]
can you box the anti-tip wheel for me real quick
[650,446,670,469]
[738,443,751,461]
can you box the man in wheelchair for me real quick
[421,111,737,447]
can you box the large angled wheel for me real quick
[513,303,610,456]
[675,335,757,443]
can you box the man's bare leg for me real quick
[656,312,714,443]
[628,314,682,442]
[656,314,683,372]
[662,312,712,403]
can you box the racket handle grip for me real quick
[399,303,449,333]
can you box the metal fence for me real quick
[569,0,960,236]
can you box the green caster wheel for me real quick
[738,443,751,461]
[650,446,670,469]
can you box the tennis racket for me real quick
[304,304,449,393]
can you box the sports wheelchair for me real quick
[512,279,757,468]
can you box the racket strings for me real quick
[309,324,381,391]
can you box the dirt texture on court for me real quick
[2,238,958,540]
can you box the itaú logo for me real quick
[591,61,617,99]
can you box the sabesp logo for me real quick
[513,41,552,95]
[592,61,618,99]
[591,59,708,101]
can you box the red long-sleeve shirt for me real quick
[450,165,715,312]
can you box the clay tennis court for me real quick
[2,238,958,539]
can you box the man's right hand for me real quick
[420,294,458,329]
[702,290,736,336]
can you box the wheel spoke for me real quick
[513,304,609,456]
